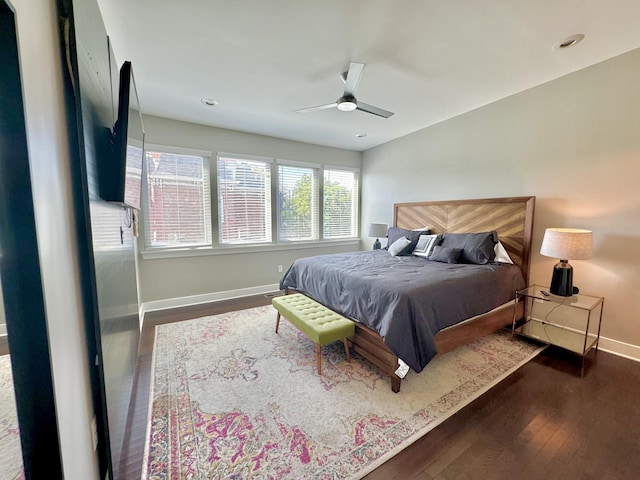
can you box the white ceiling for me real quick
[97,0,640,152]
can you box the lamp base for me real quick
[373,238,381,250]
[550,260,573,296]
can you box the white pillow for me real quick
[388,236,412,256]
[494,241,514,264]
[413,234,441,258]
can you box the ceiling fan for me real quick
[295,62,394,118]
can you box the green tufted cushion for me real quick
[272,294,354,345]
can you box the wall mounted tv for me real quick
[101,60,145,210]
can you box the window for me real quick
[142,146,360,253]
[144,147,211,248]
[277,161,318,241]
[217,154,272,244]
[323,167,359,239]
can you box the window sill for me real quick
[140,238,361,260]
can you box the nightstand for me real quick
[512,284,604,376]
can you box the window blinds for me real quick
[144,150,211,248]
[277,163,318,241]
[217,154,272,244]
[323,168,359,239]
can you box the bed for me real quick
[280,196,535,392]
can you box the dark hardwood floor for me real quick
[118,295,640,480]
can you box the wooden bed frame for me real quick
[350,196,536,393]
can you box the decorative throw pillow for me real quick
[494,241,514,264]
[429,246,462,264]
[439,231,498,264]
[386,227,430,255]
[412,234,442,258]
[388,236,412,256]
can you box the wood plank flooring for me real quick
[118,295,640,480]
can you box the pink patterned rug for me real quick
[143,305,544,479]
[0,354,24,480]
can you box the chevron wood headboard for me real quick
[394,196,536,284]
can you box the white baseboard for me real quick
[597,336,640,363]
[140,283,281,320]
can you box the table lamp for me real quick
[368,223,388,250]
[540,228,593,296]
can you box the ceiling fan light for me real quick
[337,102,357,112]
[337,96,357,111]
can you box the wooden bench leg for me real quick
[316,343,322,375]
[343,338,351,363]
[391,376,401,393]
[275,312,281,333]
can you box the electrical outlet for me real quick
[278,265,283,273]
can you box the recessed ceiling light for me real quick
[201,98,219,106]
[554,34,585,50]
[355,133,367,138]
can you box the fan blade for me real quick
[356,102,394,118]
[343,63,365,97]
[294,102,337,113]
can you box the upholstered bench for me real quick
[272,293,354,375]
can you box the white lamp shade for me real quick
[368,223,388,238]
[540,228,593,260]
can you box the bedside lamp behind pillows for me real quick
[368,223,388,250]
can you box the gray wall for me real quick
[361,48,640,351]
[138,115,362,304]
[12,0,100,477]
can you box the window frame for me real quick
[216,152,274,246]
[322,165,360,240]
[141,143,213,250]
[276,158,320,243]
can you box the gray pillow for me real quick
[439,231,498,264]
[386,227,430,255]
[429,246,462,264]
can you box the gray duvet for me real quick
[279,249,525,372]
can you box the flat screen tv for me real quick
[102,60,145,210]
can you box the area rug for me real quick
[143,305,544,480]
[0,354,25,480]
